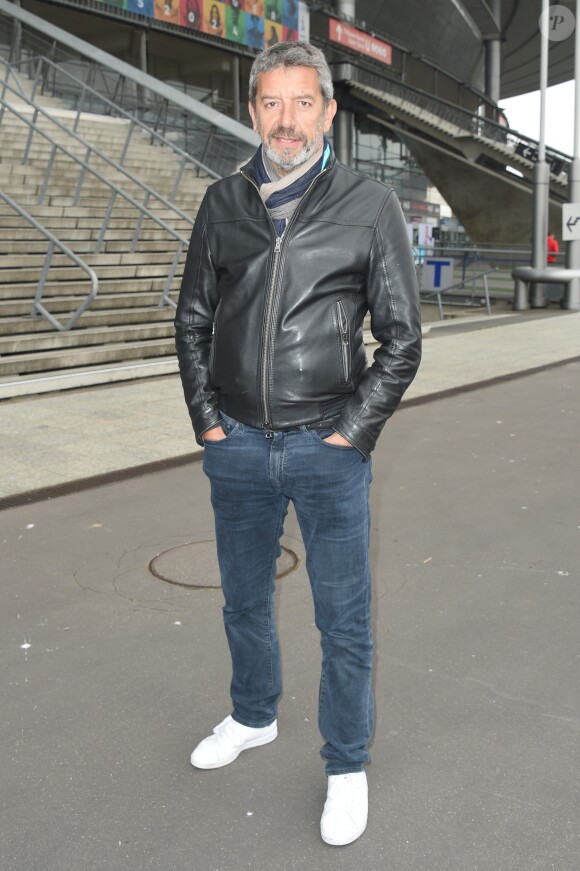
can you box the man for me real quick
[175,42,421,847]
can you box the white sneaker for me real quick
[190,715,277,770]
[320,771,368,846]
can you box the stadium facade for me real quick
[5,0,576,243]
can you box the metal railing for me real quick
[419,268,497,320]
[0,190,98,331]
[326,52,572,182]
[428,245,533,286]
[0,0,259,179]
[0,76,193,320]
[0,54,221,185]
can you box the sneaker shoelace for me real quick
[327,773,365,804]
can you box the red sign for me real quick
[329,18,392,66]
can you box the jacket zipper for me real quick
[241,166,329,433]
[208,298,222,378]
[336,299,350,382]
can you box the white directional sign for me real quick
[421,258,455,292]
[563,204,580,241]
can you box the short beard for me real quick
[260,119,325,174]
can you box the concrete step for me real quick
[0,321,174,354]
[0,173,208,200]
[1,238,184,255]
[1,277,178,301]
[0,250,183,269]
[0,96,210,389]
[0,227,188,244]
[0,289,171,314]
[0,336,177,375]
[0,357,179,399]
[0,142,208,172]
[0,305,175,333]
[0,260,183,283]
[0,217,192,236]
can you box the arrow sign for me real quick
[563,204,580,241]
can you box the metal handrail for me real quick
[0,190,98,331]
[0,55,26,102]
[2,55,221,184]
[0,0,259,179]
[0,72,194,241]
[325,51,572,178]
[0,83,191,312]
[420,268,498,320]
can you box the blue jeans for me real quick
[202,411,374,775]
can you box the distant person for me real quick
[547,230,559,264]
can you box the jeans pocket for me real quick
[309,428,355,450]
[203,411,240,444]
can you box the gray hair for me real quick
[248,42,334,108]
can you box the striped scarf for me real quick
[256,139,331,236]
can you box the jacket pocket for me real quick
[334,299,352,384]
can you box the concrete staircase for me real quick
[0,85,214,397]
[349,80,569,195]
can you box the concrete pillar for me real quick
[484,0,501,105]
[530,161,550,306]
[530,0,549,308]
[564,0,580,309]
[136,29,147,108]
[138,29,147,74]
[485,41,501,105]
[334,108,353,166]
[232,54,240,122]
[11,0,22,66]
[333,2,355,166]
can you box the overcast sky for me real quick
[500,80,576,156]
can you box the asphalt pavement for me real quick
[1,311,579,870]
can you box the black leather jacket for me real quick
[175,149,421,458]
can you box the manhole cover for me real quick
[149,539,299,589]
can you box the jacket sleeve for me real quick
[334,189,422,458]
[174,194,221,444]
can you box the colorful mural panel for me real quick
[203,0,226,37]
[264,0,281,23]
[154,0,180,24]
[82,0,307,48]
[180,0,202,29]
[244,13,264,49]
[282,0,298,29]
[225,3,246,43]
[264,19,282,48]
[127,0,154,14]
